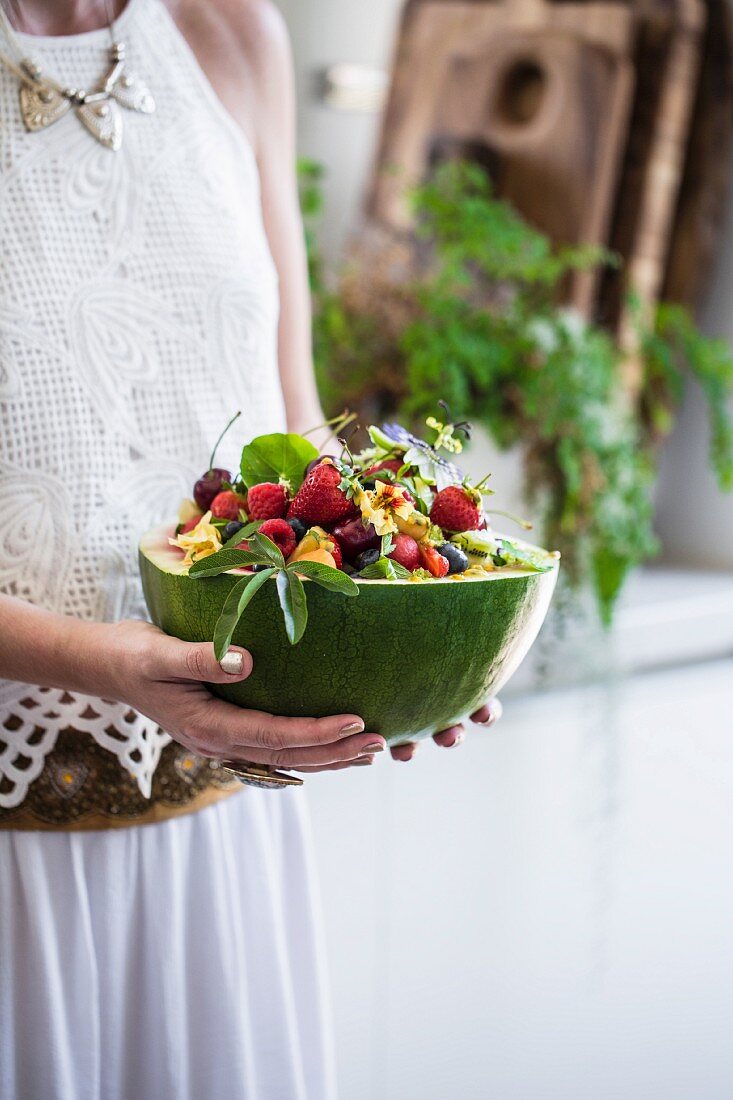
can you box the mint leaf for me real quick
[498,539,554,573]
[380,532,394,556]
[288,559,359,596]
[358,557,411,580]
[248,531,285,569]
[240,432,319,492]
[213,568,276,660]
[276,569,308,644]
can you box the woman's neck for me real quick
[2,0,127,36]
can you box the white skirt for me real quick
[0,790,337,1100]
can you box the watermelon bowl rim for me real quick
[139,521,560,744]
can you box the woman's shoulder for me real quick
[169,0,293,146]
[173,0,291,69]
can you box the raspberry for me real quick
[388,534,420,571]
[429,486,481,533]
[258,518,297,559]
[210,490,247,521]
[247,482,288,520]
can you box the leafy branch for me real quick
[301,159,733,623]
[190,532,359,655]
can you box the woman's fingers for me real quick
[187,694,384,765]
[470,698,503,727]
[390,742,419,762]
[433,723,465,748]
[153,636,254,685]
[292,756,376,773]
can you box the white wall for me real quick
[308,658,733,1100]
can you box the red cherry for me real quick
[194,468,231,512]
[331,516,380,562]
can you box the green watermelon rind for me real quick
[139,523,559,744]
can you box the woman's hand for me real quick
[389,700,504,763]
[104,621,386,774]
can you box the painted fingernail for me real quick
[360,741,385,756]
[340,721,365,735]
[452,730,466,746]
[219,650,243,675]
[354,756,374,766]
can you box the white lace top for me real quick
[0,0,286,808]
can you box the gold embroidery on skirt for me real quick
[0,728,241,831]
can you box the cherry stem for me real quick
[487,509,533,531]
[209,410,242,470]
[302,409,357,441]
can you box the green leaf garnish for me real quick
[358,557,411,580]
[288,559,359,595]
[221,520,262,549]
[497,539,554,573]
[240,432,319,492]
[189,548,269,577]
[248,531,285,569]
[213,568,276,660]
[276,569,309,643]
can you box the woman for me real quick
[0,1,500,1096]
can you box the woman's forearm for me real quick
[0,593,117,697]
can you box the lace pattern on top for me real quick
[0,0,286,807]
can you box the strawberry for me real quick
[419,543,450,578]
[247,482,288,521]
[287,461,354,526]
[388,534,420,572]
[210,490,247,521]
[429,486,481,533]
[329,538,343,570]
[258,518,296,559]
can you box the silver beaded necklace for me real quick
[0,0,155,150]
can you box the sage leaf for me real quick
[276,569,308,644]
[221,520,262,550]
[189,547,271,577]
[288,559,359,596]
[213,568,276,660]
[249,531,285,569]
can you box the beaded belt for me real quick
[0,729,242,831]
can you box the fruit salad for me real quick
[171,414,557,583]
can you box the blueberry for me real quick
[361,478,376,491]
[437,543,469,575]
[355,549,381,571]
[287,517,307,542]
[222,520,245,542]
[251,563,270,573]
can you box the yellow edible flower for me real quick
[357,480,414,536]
[169,511,222,567]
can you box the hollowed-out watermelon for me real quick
[140,523,558,744]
